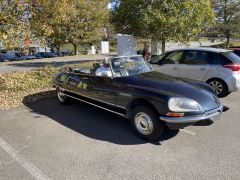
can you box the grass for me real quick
[229,42,240,47]
[0,54,102,66]
[209,41,240,48]
[0,61,95,110]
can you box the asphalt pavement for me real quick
[0,92,239,180]
[0,55,105,74]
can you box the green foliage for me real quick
[111,0,214,52]
[0,0,30,49]
[29,0,109,54]
[213,0,240,47]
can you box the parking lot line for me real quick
[180,129,196,136]
[0,137,51,180]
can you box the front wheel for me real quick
[131,106,164,141]
[207,79,228,98]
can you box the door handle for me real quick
[200,68,207,71]
[173,67,178,70]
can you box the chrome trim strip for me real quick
[58,87,127,110]
[205,104,223,115]
[115,105,127,109]
[63,93,126,117]
[59,87,115,105]
[160,105,223,124]
[84,93,116,106]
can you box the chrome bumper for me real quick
[160,105,223,124]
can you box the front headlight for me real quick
[168,98,203,112]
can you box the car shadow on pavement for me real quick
[23,95,179,145]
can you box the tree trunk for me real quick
[50,44,54,53]
[56,45,60,53]
[143,41,149,50]
[226,36,230,48]
[70,42,78,55]
[161,39,166,53]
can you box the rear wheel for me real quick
[56,88,69,104]
[131,106,164,141]
[207,79,228,98]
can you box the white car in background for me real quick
[149,48,240,97]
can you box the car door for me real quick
[67,73,117,106]
[151,51,183,77]
[83,75,117,106]
[178,50,210,81]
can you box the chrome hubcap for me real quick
[134,112,153,135]
[209,81,223,95]
[57,90,65,102]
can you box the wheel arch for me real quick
[206,77,229,92]
[126,98,159,119]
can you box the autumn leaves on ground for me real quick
[0,61,95,110]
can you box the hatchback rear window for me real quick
[222,52,240,64]
[233,50,240,57]
[209,52,232,65]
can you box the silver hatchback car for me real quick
[150,47,240,97]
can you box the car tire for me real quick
[207,79,228,98]
[131,106,164,141]
[56,88,69,104]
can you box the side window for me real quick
[181,51,209,65]
[209,52,231,65]
[160,51,183,65]
[15,53,21,57]
[68,74,79,86]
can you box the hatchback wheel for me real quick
[207,79,228,98]
[131,106,164,141]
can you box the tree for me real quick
[0,0,29,50]
[213,0,240,47]
[65,0,109,54]
[30,0,109,54]
[29,0,73,52]
[111,0,215,53]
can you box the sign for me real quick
[101,41,109,54]
[117,34,136,56]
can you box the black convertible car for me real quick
[52,55,225,141]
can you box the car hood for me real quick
[115,71,220,111]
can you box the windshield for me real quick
[110,56,151,77]
[149,53,166,64]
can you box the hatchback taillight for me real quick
[223,63,240,71]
